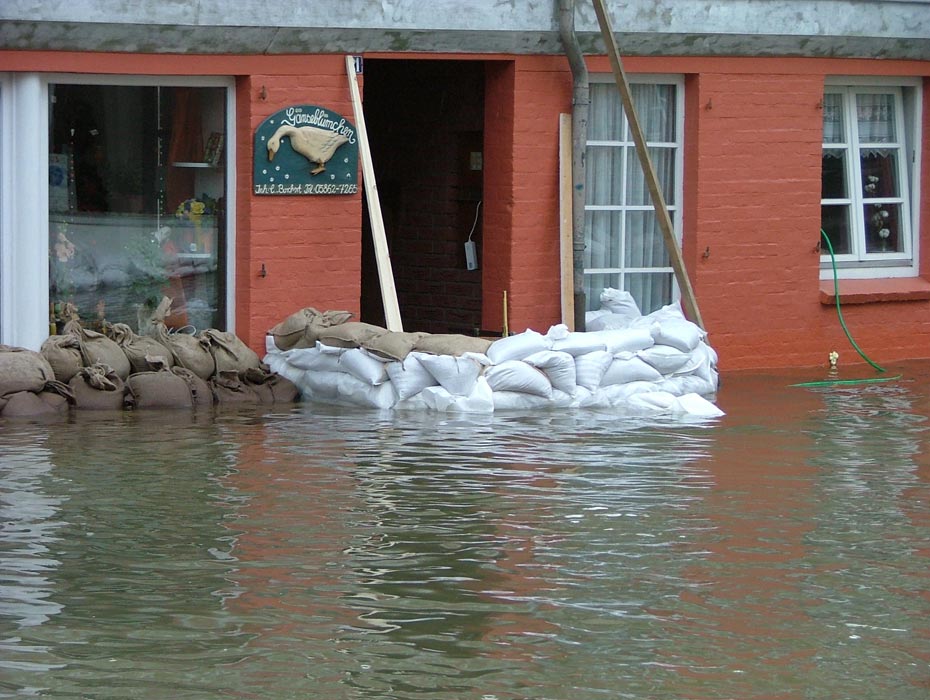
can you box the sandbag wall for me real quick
[263,291,723,417]
[1,321,298,418]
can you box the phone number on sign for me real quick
[253,183,358,195]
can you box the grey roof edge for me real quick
[2,22,929,61]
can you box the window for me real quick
[48,82,230,333]
[584,76,683,314]
[821,81,920,277]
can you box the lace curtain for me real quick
[584,82,676,313]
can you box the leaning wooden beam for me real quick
[345,55,403,332]
[591,0,705,330]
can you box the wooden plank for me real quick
[345,55,403,332]
[559,113,575,331]
[591,0,705,330]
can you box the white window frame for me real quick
[584,73,685,309]
[0,73,236,349]
[821,77,922,280]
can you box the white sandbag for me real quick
[594,380,661,406]
[589,328,655,354]
[657,374,718,397]
[627,391,680,413]
[385,352,438,400]
[418,353,483,396]
[262,351,307,387]
[486,329,551,364]
[317,341,350,355]
[492,391,552,411]
[637,344,693,375]
[302,369,344,400]
[523,350,577,394]
[550,389,576,408]
[337,348,389,386]
[681,341,718,382]
[336,372,396,409]
[420,376,494,413]
[546,323,571,341]
[286,346,344,372]
[484,361,553,398]
[587,313,636,331]
[392,391,430,411]
[673,392,725,417]
[552,332,607,356]
[649,319,703,353]
[584,309,611,326]
[574,350,613,391]
[599,288,642,318]
[601,354,662,386]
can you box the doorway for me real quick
[360,59,484,334]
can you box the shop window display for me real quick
[48,84,226,333]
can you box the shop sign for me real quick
[253,105,358,195]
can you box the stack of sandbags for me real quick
[23,297,298,413]
[0,344,73,417]
[263,293,721,417]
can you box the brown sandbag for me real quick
[0,391,61,418]
[242,367,300,404]
[40,334,84,383]
[126,368,193,410]
[170,366,214,408]
[362,331,428,362]
[211,369,261,404]
[68,364,126,410]
[268,306,321,350]
[149,321,215,380]
[63,320,132,381]
[0,345,57,397]
[317,321,387,349]
[107,322,174,374]
[413,333,493,357]
[200,329,263,375]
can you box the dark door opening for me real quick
[360,59,484,334]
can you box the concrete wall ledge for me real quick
[1,0,929,60]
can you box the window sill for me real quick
[819,277,930,305]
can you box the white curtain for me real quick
[585,82,676,313]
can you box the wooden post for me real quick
[591,0,704,330]
[345,55,403,332]
[559,113,575,331]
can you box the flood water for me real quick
[2,362,929,699]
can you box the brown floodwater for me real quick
[1,361,929,699]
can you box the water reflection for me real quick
[0,366,928,699]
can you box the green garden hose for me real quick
[791,231,900,388]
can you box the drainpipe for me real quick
[559,0,588,332]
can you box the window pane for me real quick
[821,204,851,255]
[630,83,676,142]
[584,209,623,269]
[821,149,848,199]
[625,146,675,206]
[626,272,673,315]
[860,150,899,198]
[585,146,623,206]
[584,272,621,311]
[49,84,227,333]
[625,210,670,268]
[822,93,845,144]
[864,203,903,253]
[589,83,623,141]
[856,93,896,143]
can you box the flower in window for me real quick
[175,195,215,226]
